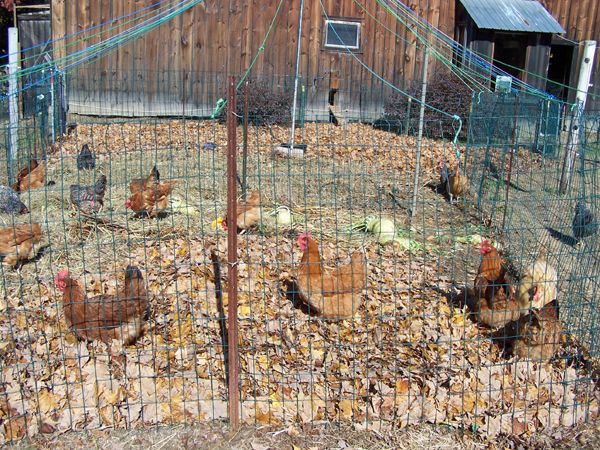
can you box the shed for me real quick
[455,0,566,94]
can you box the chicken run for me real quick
[0,120,598,443]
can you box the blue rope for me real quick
[1,0,173,66]
[382,0,558,102]
[2,0,203,99]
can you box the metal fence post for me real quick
[502,96,520,230]
[226,76,240,429]
[410,45,429,219]
[8,27,19,185]
[242,80,249,199]
[559,40,596,194]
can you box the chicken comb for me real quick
[479,239,492,253]
[55,269,69,282]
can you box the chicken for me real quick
[129,165,160,194]
[0,223,43,267]
[294,232,367,319]
[12,159,47,192]
[438,159,468,204]
[76,144,96,170]
[572,201,598,244]
[66,122,78,136]
[509,300,562,361]
[126,167,176,217]
[517,258,558,310]
[70,175,108,214]
[438,158,451,189]
[471,239,520,328]
[219,189,263,232]
[54,266,148,345]
[0,185,28,214]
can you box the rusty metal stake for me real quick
[226,76,240,429]
[502,96,520,230]
[242,80,249,199]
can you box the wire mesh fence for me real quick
[467,91,599,353]
[0,72,598,444]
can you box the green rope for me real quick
[210,0,285,119]
[318,0,459,121]
[375,0,587,105]
[353,0,490,94]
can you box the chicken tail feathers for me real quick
[151,165,160,182]
[95,175,108,194]
[124,265,145,299]
[439,161,450,184]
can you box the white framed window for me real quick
[324,19,361,50]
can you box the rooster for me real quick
[438,159,468,204]
[54,266,148,345]
[218,189,263,233]
[517,257,558,311]
[294,232,367,319]
[70,175,107,214]
[471,239,520,328]
[0,223,43,267]
[126,166,176,217]
[508,299,562,361]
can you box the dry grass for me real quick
[13,419,600,449]
[10,422,490,450]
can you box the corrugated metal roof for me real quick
[460,0,565,33]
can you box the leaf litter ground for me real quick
[0,120,598,444]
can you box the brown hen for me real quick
[12,159,46,192]
[509,300,562,361]
[221,189,263,232]
[294,232,367,319]
[54,266,148,345]
[438,159,468,204]
[0,223,43,267]
[129,165,160,193]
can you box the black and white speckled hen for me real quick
[0,185,28,214]
[70,175,107,214]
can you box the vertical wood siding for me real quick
[50,0,454,117]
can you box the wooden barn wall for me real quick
[50,0,455,119]
[542,0,600,110]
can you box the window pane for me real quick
[326,22,359,48]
